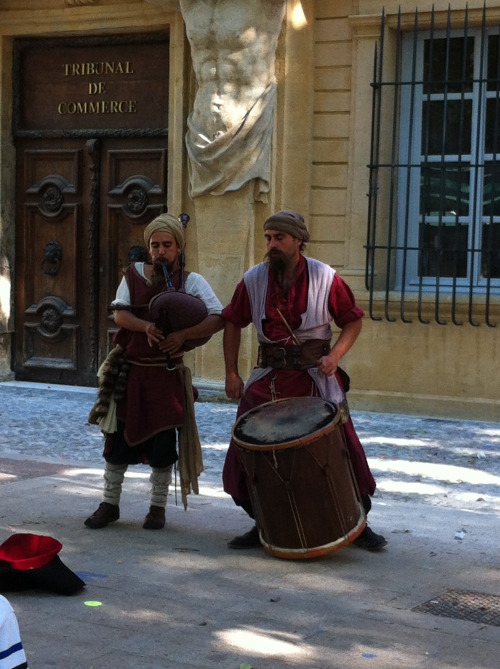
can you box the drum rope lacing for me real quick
[268,438,356,543]
[269,374,280,402]
[262,446,310,550]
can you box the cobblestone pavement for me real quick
[1,382,499,514]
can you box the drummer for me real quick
[222,210,387,551]
[85,213,223,530]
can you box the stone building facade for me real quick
[0,0,498,420]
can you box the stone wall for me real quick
[0,0,498,419]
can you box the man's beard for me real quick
[152,258,176,283]
[265,250,290,286]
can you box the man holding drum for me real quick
[86,213,223,530]
[222,210,387,552]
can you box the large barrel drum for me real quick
[232,396,366,559]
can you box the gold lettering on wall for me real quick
[58,61,136,117]
[57,101,138,115]
[62,61,134,76]
[88,82,106,95]
[20,39,169,131]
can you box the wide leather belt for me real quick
[129,355,183,371]
[257,340,330,370]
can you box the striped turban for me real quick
[143,213,185,250]
[263,210,310,243]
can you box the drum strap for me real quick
[257,340,330,370]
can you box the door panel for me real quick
[15,141,93,384]
[14,137,168,386]
[13,33,170,386]
[99,139,168,364]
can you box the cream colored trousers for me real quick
[102,462,173,508]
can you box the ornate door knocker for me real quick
[41,241,62,276]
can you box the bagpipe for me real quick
[148,281,210,352]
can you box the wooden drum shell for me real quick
[232,397,366,559]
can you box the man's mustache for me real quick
[152,257,175,277]
[265,249,286,261]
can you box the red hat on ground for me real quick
[0,533,85,596]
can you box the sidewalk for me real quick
[0,381,499,668]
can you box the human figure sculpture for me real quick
[180,0,286,202]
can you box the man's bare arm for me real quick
[317,319,363,378]
[114,308,164,346]
[223,320,244,399]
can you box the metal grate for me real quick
[366,4,499,326]
[413,589,500,626]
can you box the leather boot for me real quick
[352,526,387,551]
[84,502,119,529]
[143,505,166,530]
[227,524,261,549]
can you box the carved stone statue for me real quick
[180,0,286,203]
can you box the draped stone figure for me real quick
[180,0,286,203]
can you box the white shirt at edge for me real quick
[111,262,223,315]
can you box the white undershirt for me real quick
[111,262,223,315]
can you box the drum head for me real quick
[233,397,338,450]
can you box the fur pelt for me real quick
[88,345,130,425]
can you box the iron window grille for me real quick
[366,4,499,326]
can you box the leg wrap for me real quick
[102,462,127,506]
[150,465,173,508]
[362,494,372,515]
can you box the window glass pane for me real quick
[485,99,500,155]
[420,163,470,217]
[487,35,500,92]
[418,222,468,278]
[424,37,474,94]
[483,162,500,216]
[481,223,500,279]
[422,100,471,155]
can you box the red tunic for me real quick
[113,264,186,447]
[222,257,375,504]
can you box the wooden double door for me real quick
[14,136,168,386]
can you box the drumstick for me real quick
[274,304,301,345]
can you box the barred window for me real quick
[366,6,499,326]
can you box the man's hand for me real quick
[317,353,339,377]
[225,372,244,400]
[159,331,186,356]
[145,323,165,347]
